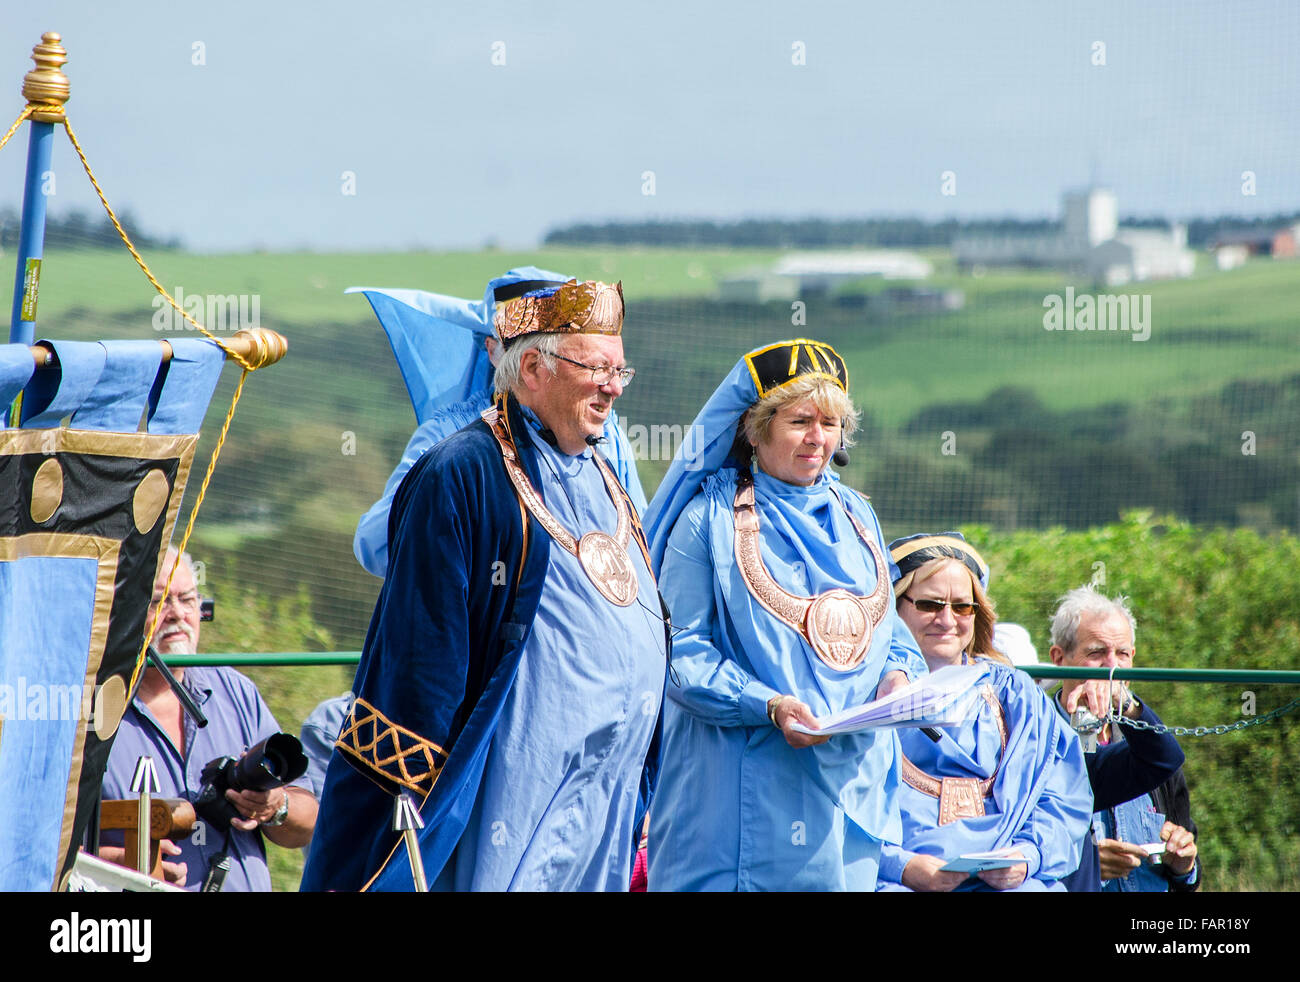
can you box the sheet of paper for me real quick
[1138,842,1166,865]
[789,663,988,735]
[940,848,1024,873]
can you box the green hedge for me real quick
[967,513,1300,891]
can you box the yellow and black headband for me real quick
[743,339,848,399]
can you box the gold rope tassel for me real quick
[0,105,34,154]
[131,367,252,695]
[59,118,255,372]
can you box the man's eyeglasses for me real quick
[552,353,635,387]
[150,591,201,613]
[903,596,980,617]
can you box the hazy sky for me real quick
[2,1,1297,251]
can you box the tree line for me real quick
[0,206,180,250]
[543,214,1300,250]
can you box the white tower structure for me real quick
[1062,188,1118,247]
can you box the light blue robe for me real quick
[878,657,1092,891]
[648,466,926,891]
[433,412,665,891]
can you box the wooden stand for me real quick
[99,797,197,881]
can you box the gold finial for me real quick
[22,32,70,123]
[228,328,289,369]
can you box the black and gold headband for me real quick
[743,339,848,399]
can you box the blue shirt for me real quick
[101,666,310,892]
[1050,693,1185,892]
[1093,725,1199,892]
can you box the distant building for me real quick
[718,249,933,303]
[953,187,1196,285]
[1090,226,1196,285]
[716,269,800,303]
[835,286,965,314]
[771,251,933,285]
[1210,223,1299,265]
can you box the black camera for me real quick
[193,732,308,829]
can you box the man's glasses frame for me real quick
[552,353,635,387]
[903,595,980,617]
[149,591,202,613]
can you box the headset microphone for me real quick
[832,441,850,467]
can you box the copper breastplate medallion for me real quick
[900,685,1008,824]
[483,404,638,607]
[732,471,890,671]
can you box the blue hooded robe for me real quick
[878,657,1092,891]
[643,343,927,891]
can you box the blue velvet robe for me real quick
[302,395,663,891]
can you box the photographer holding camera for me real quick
[99,547,317,891]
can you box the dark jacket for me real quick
[1054,696,1186,892]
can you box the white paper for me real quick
[940,847,1024,873]
[789,663,988,736]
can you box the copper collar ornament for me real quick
[899,686,1008,824]
[483,402,639,607]
[732,471,889,671]
[494,279,624,344]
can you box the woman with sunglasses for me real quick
[879,532,1092,891]
[642,340,927,891]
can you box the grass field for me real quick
[20,245,783,325]
[17,245,1299,431]
[13,242,1298,646]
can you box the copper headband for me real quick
[494,279,624,343]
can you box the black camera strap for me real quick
[142,645,208,728]
[201,846,231,892]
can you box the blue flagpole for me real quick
[6,33,69,424]
[8,119,56,347]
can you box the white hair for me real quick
[161,544,197,579]
[1049,584,1137,651]
[493,333,564,395]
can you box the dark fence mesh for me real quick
[18,245,1300,650]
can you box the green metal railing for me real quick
[169,652,1300,685]
[169,652,362,667]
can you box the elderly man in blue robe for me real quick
[350,267,646,579]
[302,279,667,891]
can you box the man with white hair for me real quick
[304,280,666,892]
[99,547,316,890]
[352,269,646,579]
[1048,585,1200,892]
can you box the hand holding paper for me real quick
[790,664,988,736]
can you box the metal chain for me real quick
[1106,696,1300,737]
